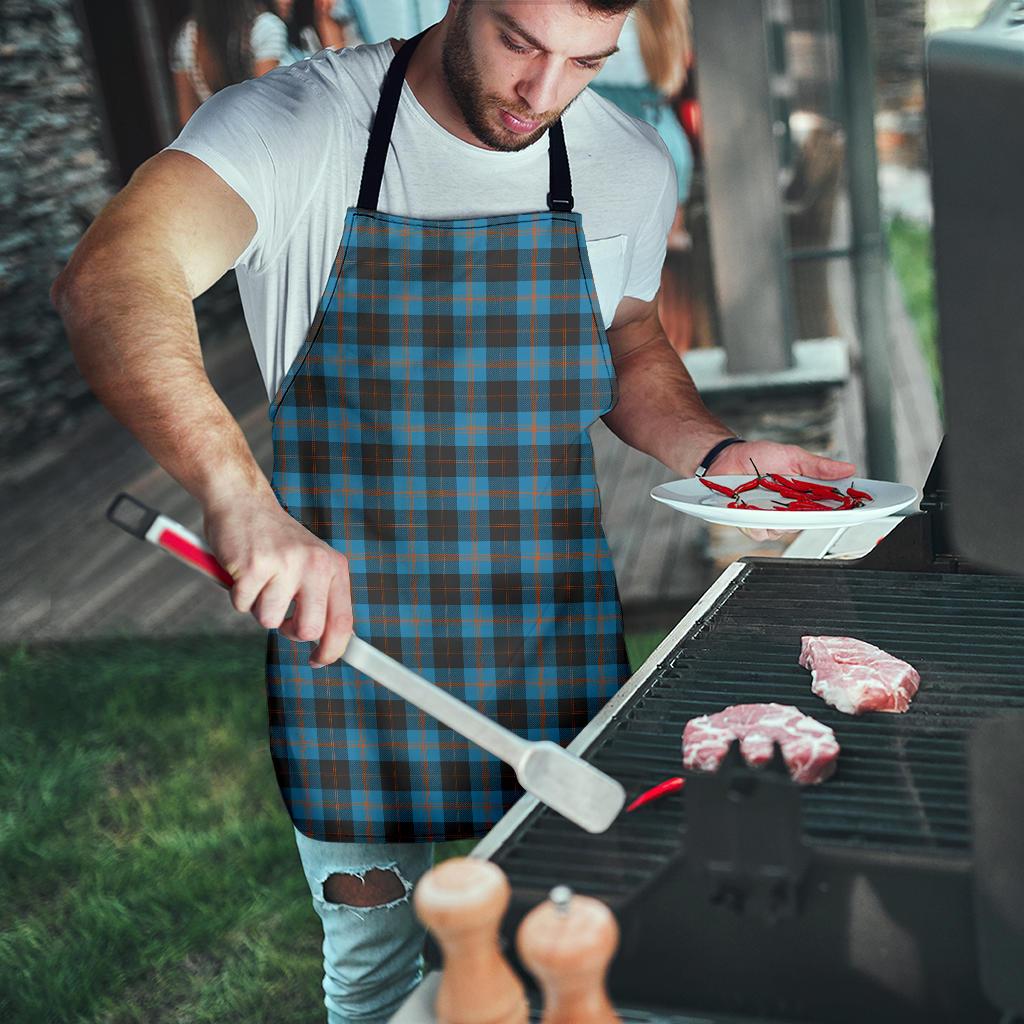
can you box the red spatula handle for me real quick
[626,776,685,812]
[106,493,234,589]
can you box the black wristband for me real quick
[695,437,745,478]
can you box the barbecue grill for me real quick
[471,445,1023,1022]
[463,10,1024,1022]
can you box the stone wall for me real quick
[0,0,245,467]
[0,0,116,463]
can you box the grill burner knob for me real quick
[516,887,621,1023]
[413,857,528,1024]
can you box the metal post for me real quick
[836,0,898,480]
[129,0,177,148]
[690,0,795,374]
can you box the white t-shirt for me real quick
[167,40,676,400]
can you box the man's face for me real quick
[441,1,627,151]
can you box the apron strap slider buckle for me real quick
[546,192,575,213]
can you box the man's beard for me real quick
[441,5,562,151]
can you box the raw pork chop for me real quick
[799,636,920,716]
[682,703,840,785]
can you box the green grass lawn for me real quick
[887,215,942,414]
[0,631,665,1023]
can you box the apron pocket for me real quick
[584,234,628,329]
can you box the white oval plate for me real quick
[650,476,920,530]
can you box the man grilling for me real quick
[52,1,855,1020]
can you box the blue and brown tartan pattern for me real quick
[267,207,631,843]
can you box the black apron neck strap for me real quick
[546,118,574,213]
[357,29,428,212]
[357,29,575,215]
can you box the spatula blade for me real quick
[517,741,625,834]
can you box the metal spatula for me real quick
[107,493,626,834]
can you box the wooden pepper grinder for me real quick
[516,885,621,1024]
[413,857,528,1024]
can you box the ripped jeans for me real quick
[293,827,436,1024]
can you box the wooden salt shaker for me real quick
[516,885,621,1024]
[413,857,528,1024]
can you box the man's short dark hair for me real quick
[576,0,640,15]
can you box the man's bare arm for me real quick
[52,150,261,504]
[603,295,856,480]
[602,295,734,476]
[51,150,353,663]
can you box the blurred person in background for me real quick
[275,0,352,63]
[338,0,449,43]
[170,0,290,128]
[592,0,693,235]
[592,0,694,349]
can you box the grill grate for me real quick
[492,563,1024,899]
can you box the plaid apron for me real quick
[267,31,629,843]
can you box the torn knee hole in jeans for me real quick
[319,865,412,915]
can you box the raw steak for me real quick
[682,703,840,785]
[799,636,920,716]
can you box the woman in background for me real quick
[170,0,289,128]
[592,0,693,211]
[275,0,350,63]
[592,0,695,351]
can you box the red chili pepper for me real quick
[699,477,737,498]
[847,485,873,502]
[748,459,770,488]
[762,480,818,501]
[735,478,762,494]
[775,474,844,498]
[626,776,686,812]
[781,474,838,494]
[780,498,833,511]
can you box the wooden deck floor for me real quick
[0,327,271,643]
[1,244,940,644]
